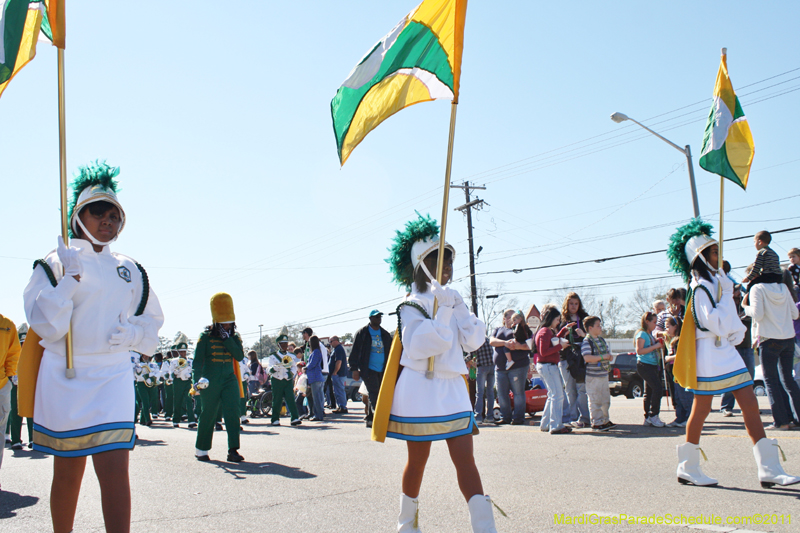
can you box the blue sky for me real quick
[1,1,798,345]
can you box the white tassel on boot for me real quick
[397,494,420,532]
[754,437,800,488]
[468,494,498,533]
[676,442,718,486]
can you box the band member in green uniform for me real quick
[193,293,245,462]
[171,343,195,428]
[267,334,302,426]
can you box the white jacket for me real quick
[23,239,164,357]
[268,352,298,381]
[743,283,799,340]
[398,283,485,376]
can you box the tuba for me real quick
[141,365,157,388]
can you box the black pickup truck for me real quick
[608,352,643,399]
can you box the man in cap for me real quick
[267,334,302,426]
[348,310,392,428]
[329,336,348,414]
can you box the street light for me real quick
[610,112,700,218]
[258,324,263,358]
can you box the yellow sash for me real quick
[673,294,698,390]
[371,329,402,443]
[233,358,244,398]
[17,328,44,418]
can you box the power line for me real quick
[474,225,800,278]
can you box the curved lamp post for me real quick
[611,112,700,217]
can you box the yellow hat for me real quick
[210,292,235,323]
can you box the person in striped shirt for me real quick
[580,316,616,432]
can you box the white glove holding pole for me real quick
[717,271,734,296]
[430,279,455,308]
[57,235,83,279]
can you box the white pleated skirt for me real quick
[387,367,477,442]
[33,350,136,457]
[688,337,753,396]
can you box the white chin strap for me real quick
[75,216,118,246]
[696,252,718,275]
[418,258,436,283]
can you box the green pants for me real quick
[150,385,160,415]
[195,374,241,452]
[173,379,195,423]
[164,382,174,418]
[136,382,152,425]
[271,378,299,423]
[8,383,33,445]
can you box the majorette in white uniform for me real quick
[375,214,499,532]
[687,274,751,395]
[389,283,484,440]
[669,219,800,489]
[23,164,163,457]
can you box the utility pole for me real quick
[258,324,263,358]
[452,181,486,316]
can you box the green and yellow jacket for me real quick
[192,331,245,397]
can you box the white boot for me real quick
[397,494,420,532]
[754,438,800,488]
[676,442,718,486]
[468,494,498,533]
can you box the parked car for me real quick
[609,352,643,399]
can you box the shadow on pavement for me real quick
[10,448,49,460]
[134,437,167,447]
[701,484,800,498]
[207,460,316,480]
[0,490,40,519]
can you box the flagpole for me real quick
[715,176,724,347]
[57,47,75,379]
[426,101,458,379]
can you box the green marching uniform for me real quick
[161,355,175,421]
[171,344,195,427]
[267,334,301,426]
[193,292,245,462]
[134,355,157,426]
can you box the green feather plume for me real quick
[67,161,120,238]
[667,218,714,283]
[386,213,440,289]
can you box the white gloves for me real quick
[717,271,734,295]
[451,288,465,309]
[109,313,143,350]
[430,280,455,307]
[727,330,745,347]
[217,324,231,339]
[57,235,83,279]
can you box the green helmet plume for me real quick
[67,161,121,239]
[387,213,440,289]
[667,218,714,283]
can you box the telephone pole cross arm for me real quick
[452,181,486,316]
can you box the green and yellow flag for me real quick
[331,0,467,165]
[40,0,65,49]
[698,49,754,190]
[0,0,45,99]
[0,0,62,100]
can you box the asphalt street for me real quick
[1,395,799,532]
